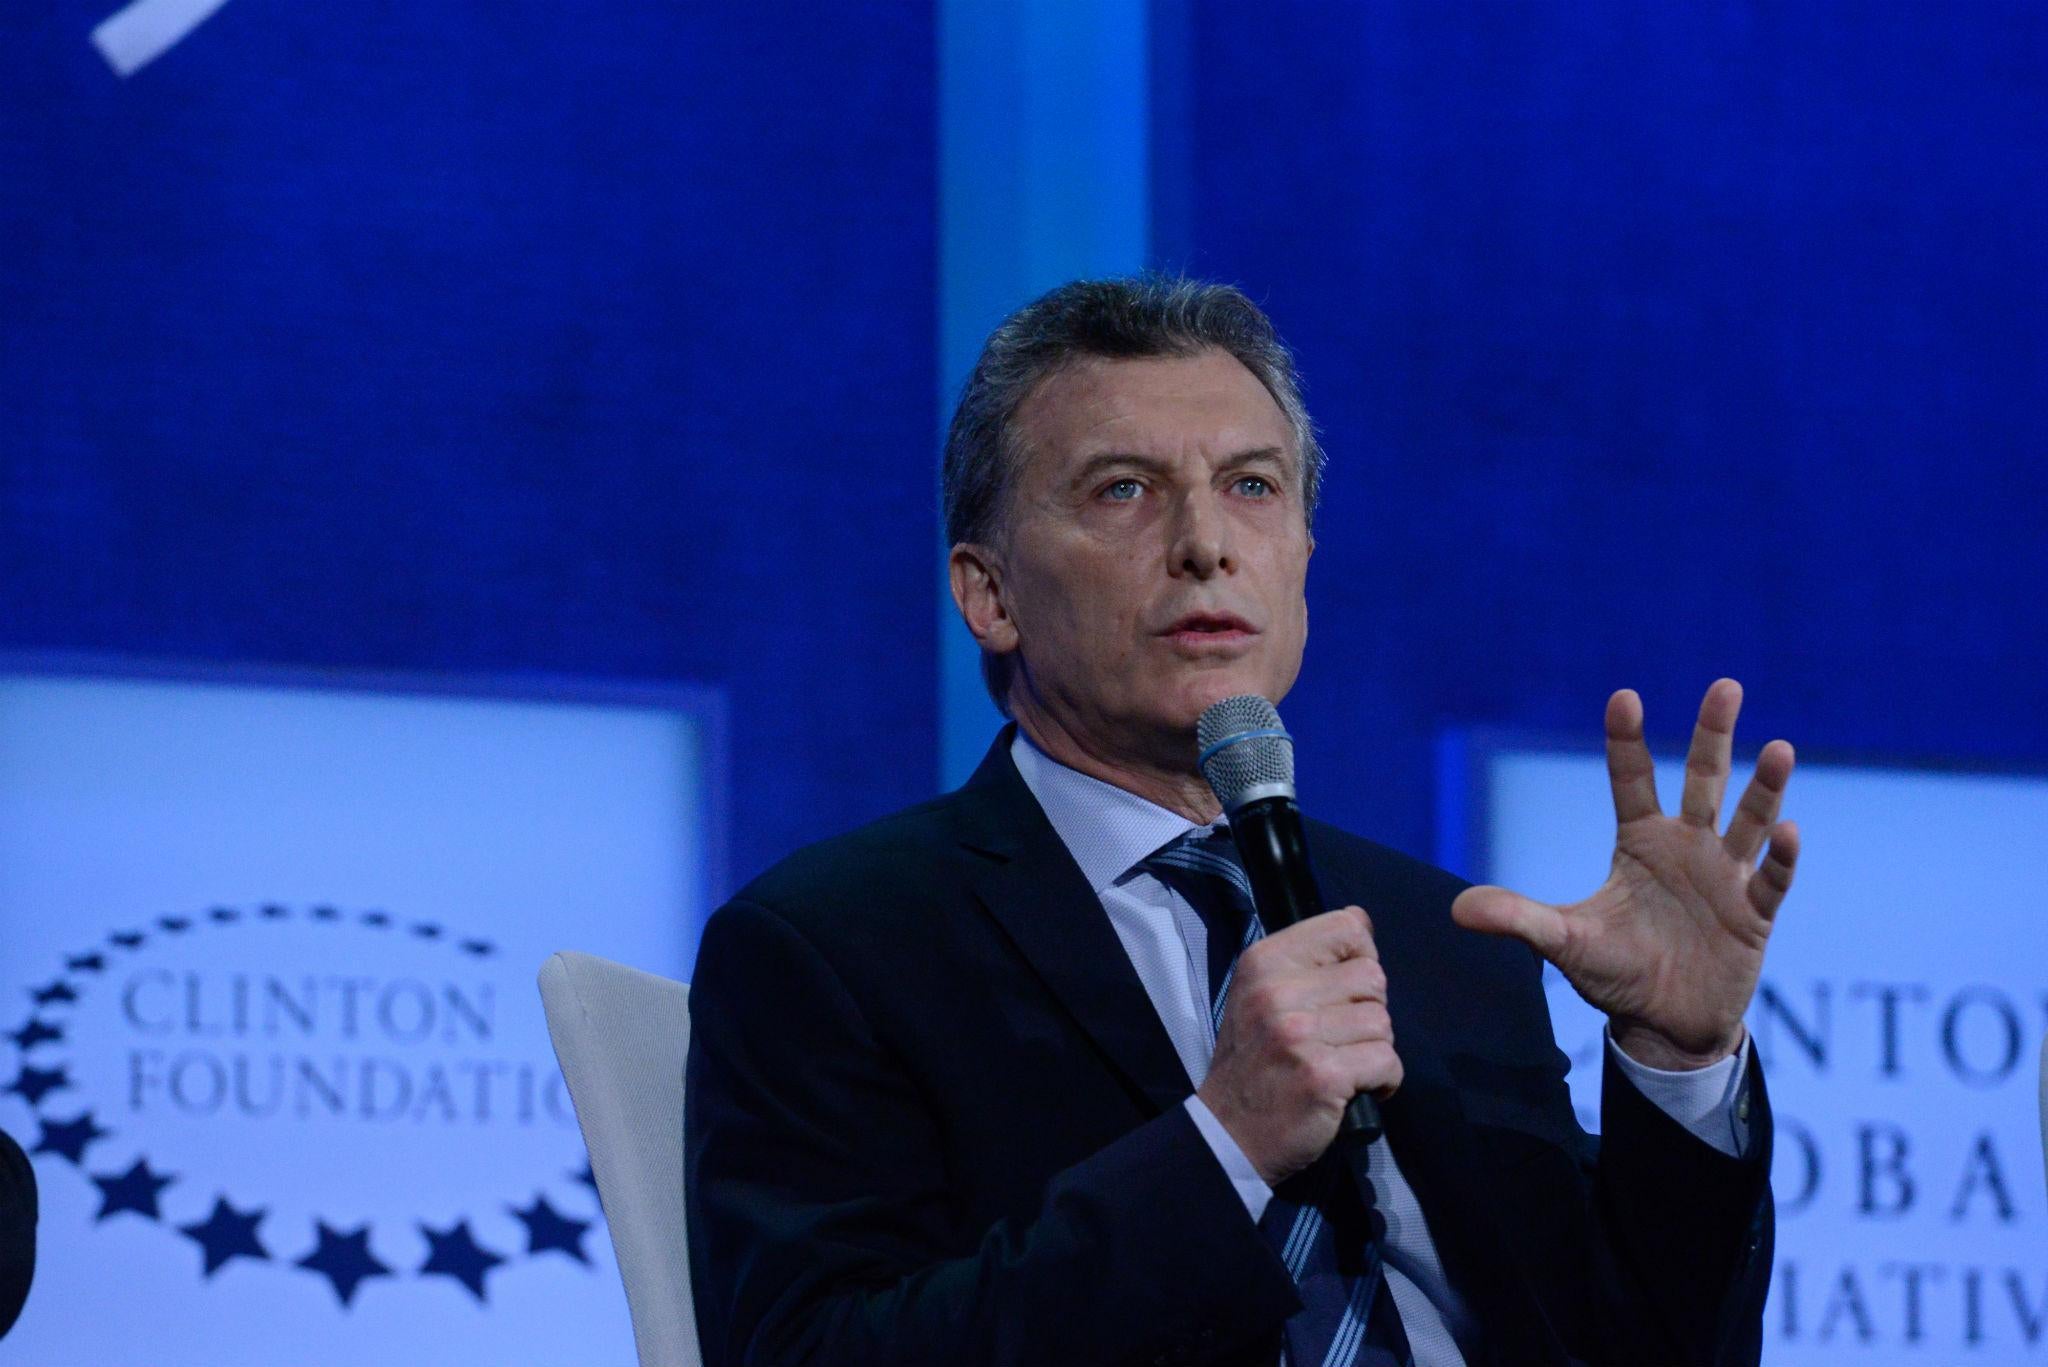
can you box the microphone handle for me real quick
[1227,796,1385,1145]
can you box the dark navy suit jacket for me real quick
[684,732,1772,1366]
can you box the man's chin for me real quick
[1160,672,1284,734]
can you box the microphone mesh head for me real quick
[1196,695,1296,809]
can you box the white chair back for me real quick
[539,951,699,1367]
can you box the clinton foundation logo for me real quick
[7,901,597,1308]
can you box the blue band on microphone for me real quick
[1197,728,1292,768]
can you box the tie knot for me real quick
[1138,828,1252,906]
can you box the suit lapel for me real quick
[955,730,1197,1118]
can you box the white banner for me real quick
[1475,744,2047,1362]
[0,668,715,1365]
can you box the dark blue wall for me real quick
[6,1,2043,896]
[0,3,938,887]
[1169,2,2048,865]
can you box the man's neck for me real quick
[1011,705,1221,825]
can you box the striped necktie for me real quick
[1142,829,1412,1367]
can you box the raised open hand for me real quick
[1451,679,1800,1069]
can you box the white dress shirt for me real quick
[1011,732,1753,1367]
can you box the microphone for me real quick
[1197,695,1384,1145]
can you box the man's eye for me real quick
[1235,476,1274,497]
[1102,478,1143,501]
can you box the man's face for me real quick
[959,348,1312,758]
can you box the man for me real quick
[685,277,1798,1366]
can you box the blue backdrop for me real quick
[1168,2,2048,863]
[4,0,2044,923]
[1,1,938,888]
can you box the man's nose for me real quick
[1168,491,1232,578]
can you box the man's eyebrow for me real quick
[1065,451,1175,488]
[1065,447,1291,488]
[1228,446,1290,469]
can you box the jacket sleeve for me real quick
[1584,1045,1774,1366]
[683,897,1300,1367]
[1486,946,1773,1367]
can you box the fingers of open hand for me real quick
[1604,689,1662,824]
[1747,820,1800,920]
[1724,738,1796,863]
[1679,678,1743,828]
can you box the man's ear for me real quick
[948,543,1019,656]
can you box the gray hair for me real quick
[941,275,1324,712]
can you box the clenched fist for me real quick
[1195,906,1400,1186]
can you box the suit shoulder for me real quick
[724,790,969,928]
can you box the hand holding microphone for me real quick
[1192,696,1393,1187]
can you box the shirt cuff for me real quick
[1605,1027,1753,1158]
[1184,1095,1274,1222]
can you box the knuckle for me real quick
[1272,1011,1316,1049]
[1238,982,1283,1021]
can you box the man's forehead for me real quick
[1013,349,1294,470]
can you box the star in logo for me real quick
[311,905,340,921]
[7,1018,63,1051]
[180,1196,269,1277]
[418,1220,507,1301]
[65,952,106,973]
[361,911,391,927]
[30,980,76,1006]
[296,1221,393,1307]
[572,1162,598,1194]
[109,931,146,949]
[510,1194,592,1263]
[460,939,496,957]
[208,907,239,923]
[157,916,192,933]
[93,1157,177,1221]
[411,922,443,940]
[33,1111,111,1165]
[259,904,288,919]
[4,1064,71,1107]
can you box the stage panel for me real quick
[0,666,717,1364]
[1467,739,2046,1362]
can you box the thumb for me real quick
[1452,885,1569,962]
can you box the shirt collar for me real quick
[1010,729,1225,895]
